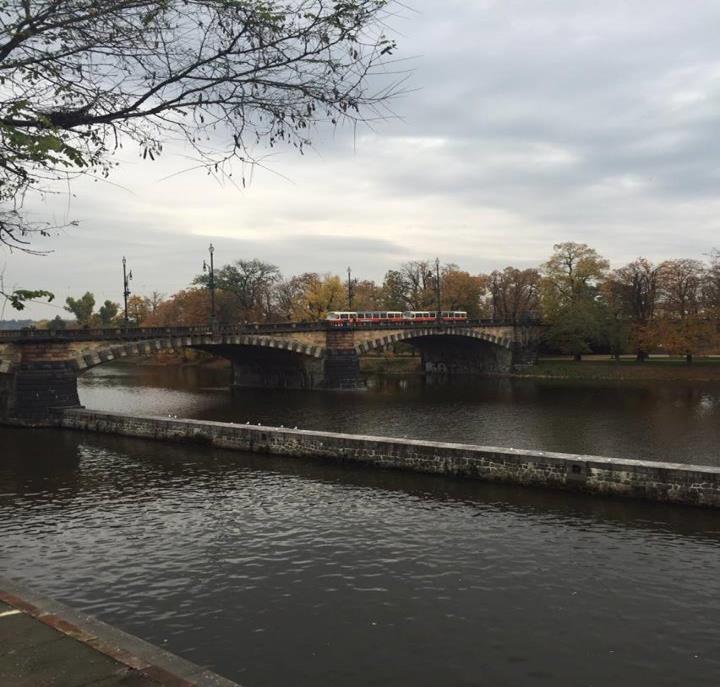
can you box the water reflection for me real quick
[78,364,720,465]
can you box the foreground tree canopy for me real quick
[0,0,397,249]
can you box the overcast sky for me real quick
[5,0,720,320]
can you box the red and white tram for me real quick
[326,310,468,325]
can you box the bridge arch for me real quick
[71,334,326,372]
[355,327,514,376]
[354,327,513,355]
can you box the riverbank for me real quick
[521,358,720,381]
[0,578,239,686]
[362,355,720,381]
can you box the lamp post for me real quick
[434,257,441,321]
[122,256,133,326]
[203,243,216,329]
[347,266,353,309]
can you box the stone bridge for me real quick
[0,321,539,422]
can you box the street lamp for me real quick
[434,257,441,321]
[203,243,216,328]
[347,266,353,309]
[122,256,133,326]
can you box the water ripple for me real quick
[1,429,720,686]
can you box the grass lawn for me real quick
[526,356,720,381]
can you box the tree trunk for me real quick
[636,350,648,362]
[686,352,693,365]
[573,353,582,362]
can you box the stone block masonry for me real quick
[58,409,720,509]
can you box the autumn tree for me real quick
[440,266,485,317]
[380,270,410,310]
[487,267,540,323]
[145,288,239,326]
[146,291,165,316]
[195,259,280,321]
[380,263,485,315]
[97,300,120,326]
[604,258,659,321]
[654,259,707,362]
[704,250,720,317]
[127,295,150,325]
[657,259,705,320]
[603,258,660,360]
[541,243,609,359]
[0,0,400,252]
[301,274,345,319]
[251,271,345,321]
[352,280,384,310]
[275,273,316,320]
[64,292,95,326]
[379,261,436,310]
[649,318,713,364]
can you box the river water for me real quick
[81,364,720,465]
[1,364,720,686]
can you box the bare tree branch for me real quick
[0,0,403,249]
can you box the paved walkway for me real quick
[0,580,240,687]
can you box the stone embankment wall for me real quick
[59,409,720,508]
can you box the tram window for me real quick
[340,314,348,320]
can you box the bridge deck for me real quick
[0,319,529,343]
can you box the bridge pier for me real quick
[230,351,325,390]
[414,335,513,375]
[511,340,538,369]
[14,364,81,419]
[229,332,365,390]
[0,342,82,425]
[321,328,365,390]
[1,366,81,424]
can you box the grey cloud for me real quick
[10,0,720,319]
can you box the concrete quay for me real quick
[59,409,720,509]
[0,577,240,687]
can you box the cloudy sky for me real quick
[5,0,720,320]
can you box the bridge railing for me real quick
[0,323,316,341]
[0,318,540,342]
